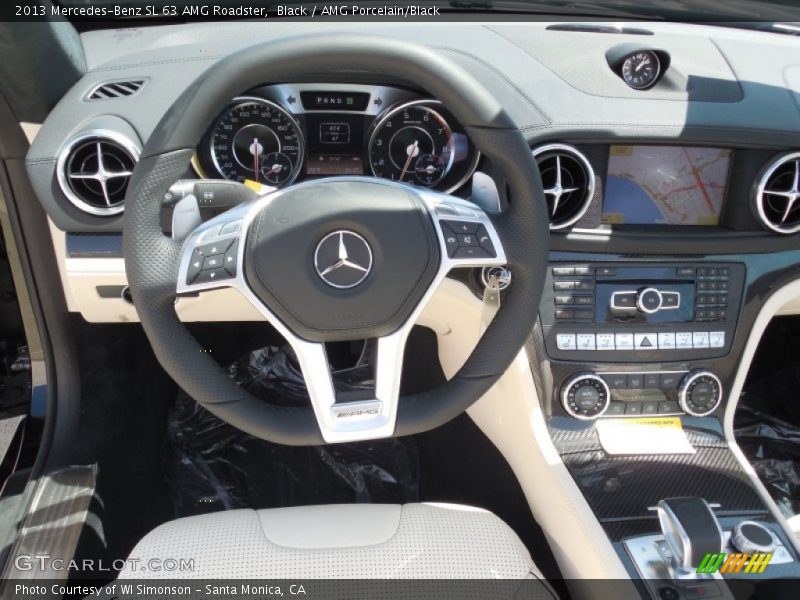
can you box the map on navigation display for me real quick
[602,146,732,225]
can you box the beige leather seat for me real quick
[121,503,552,586]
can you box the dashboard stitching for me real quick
[88,55,226,72]
[429,44,551,125]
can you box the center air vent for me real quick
[532,144,596,230]
[86,79,147,101]
[755,152,800,234]
[56,131,140,216]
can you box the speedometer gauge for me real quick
[210,97,303,186]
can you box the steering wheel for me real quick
[124,34,548,445]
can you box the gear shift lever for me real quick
[657,497,725,575]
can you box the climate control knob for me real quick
[678,370,722,417]
[561,373,610,420]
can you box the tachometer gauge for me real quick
[368,100,479,193]
[368,101,456,186]
[210,97,303,186]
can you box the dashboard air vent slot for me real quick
[56,131,140,216]
[755,152,800,234]
[86,79,147,101]
[532,144,596,230]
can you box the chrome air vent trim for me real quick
[532,143,596,230]
[56,130,140,217]
[755,152,800,234]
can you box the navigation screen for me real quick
[602,146,731,225]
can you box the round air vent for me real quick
[755,152,800,234]
[532,144,596,230]
[56,130,140,216]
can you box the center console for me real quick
[540,261,745,421]
[529,252,800,596]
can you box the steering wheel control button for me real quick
[314,230,373,289]
[224,239,239,276]
[731,521,778,554]
[561,373,610,420]
[444,220,479,235]
[218,219,242,236]
[678,370,722,417]
[187,238,236,284]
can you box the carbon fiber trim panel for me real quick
[562,446,766,521]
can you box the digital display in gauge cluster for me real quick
[193,90,480,194]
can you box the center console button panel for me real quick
[542,262,744,362]
[559,369,722,419]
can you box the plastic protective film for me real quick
[165,345,418,517]
[735,365,800,518]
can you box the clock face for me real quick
[621,51,661,90]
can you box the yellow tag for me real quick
[625,417,683,430]
[243,179,271,194]
[596,416,695,455]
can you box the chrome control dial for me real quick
[561,372,610,420]
[731,521,778,554]
[678,370,722,417]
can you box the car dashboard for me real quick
[18,18,800,590]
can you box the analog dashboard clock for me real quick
[620,51,662,90]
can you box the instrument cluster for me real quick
[192,84,480,194]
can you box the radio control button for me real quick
[676,332,693,348]
[642,400,660,415]
[597,267,616,276]
[644,373,660,389]
[573,266,594,276]
[658,332,676,349]
[658,400,681,414]
[677,267,695,276]
[554,281,575,291]
[611,291,637,309]
[635,333,658,349]
[596,334,615,350]
[693,332,710,348]
[556,334,577,350]
[661,292,681,309]
[637,288,663,314]
[604,374,628,389]
[552,266,575,276]
[627,373,643,389]
[615,333,634,350]
[555,310,574,321]
[574,310,594,320]
[577,334,596,350]
[659,373,681,388]
[607,401,626,416]
[576,280,595,291]
[626,402,643,415]
[709,331,725,348]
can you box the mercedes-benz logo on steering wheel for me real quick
[314,230,373,289]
